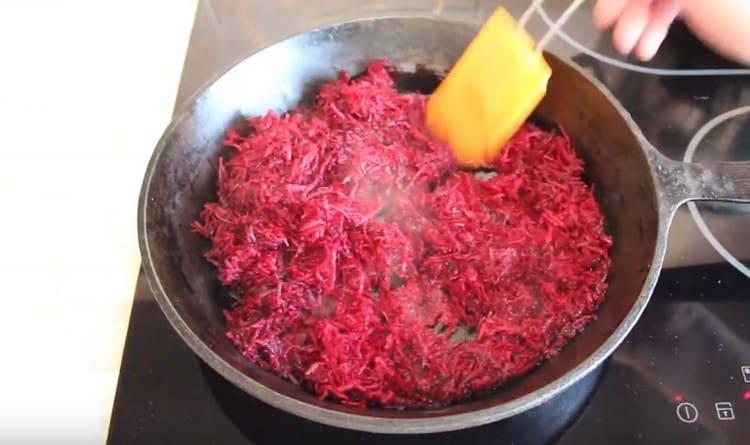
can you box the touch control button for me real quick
[676,402,699,423]
[715,402,735,421]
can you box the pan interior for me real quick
[141,18,659,424]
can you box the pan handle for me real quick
[652,150,750,210]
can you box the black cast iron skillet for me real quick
[138,17,750,433]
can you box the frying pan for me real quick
[138,17,750,434]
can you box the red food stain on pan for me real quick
[193,61,612,408]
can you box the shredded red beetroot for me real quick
[193,61,612,408]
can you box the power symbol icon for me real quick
[676,402,699,423]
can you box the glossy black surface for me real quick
[108,264,750,444]
[110,1,750,443]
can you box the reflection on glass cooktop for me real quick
[108,265,750,445]
[109,1,750,444]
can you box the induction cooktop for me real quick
[108,1,750,444]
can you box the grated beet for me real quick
[193,61,612,408]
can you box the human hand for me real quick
[593,0,682,61]
[593,0,750,65]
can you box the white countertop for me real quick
[0,1,196,442]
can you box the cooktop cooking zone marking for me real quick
[536,5,750,76]
[684,106,750,279]
[536,0,750,276]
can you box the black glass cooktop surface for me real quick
[109,1,750,444]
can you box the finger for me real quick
[635,0,681,60]
[612,0,652,55]
[593,0,629,29]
